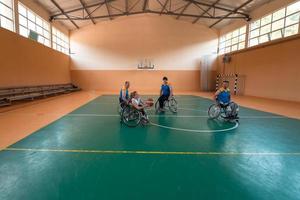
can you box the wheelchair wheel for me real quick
[155,100,160,112]
[208,104,221,119]
[117,102,125,115]
[168,97,178,113]
[121,106,141,127]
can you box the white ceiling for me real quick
[35,0,273,30]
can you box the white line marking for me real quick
[150,121,239,133]
[5,147,300,156]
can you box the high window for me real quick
[18,2,50,47]
[52,27,69,54]
[248,1,300,47]
[219,26,247,54]
[0,0,14,32]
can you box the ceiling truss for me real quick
[49,0,253,29]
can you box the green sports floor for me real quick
[1,95,300,200]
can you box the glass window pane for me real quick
[285,12,300,26]
[232,29,239,37]
[38,36,44,44]
[1,0,13,7]
[260,24,271,35]
[225,47,231,53]
[0,16,13,31]
[220,36,225,43]
[272,8,286,21]
[250,20,260,30]
[44,30,50,39]
[225,32,232,40]
[259,34,269,44]
[231,45,238,52]
[284,24,299,37]
[219,42,225,49]
[271,30,282,40]
[0,3,13,19]
[19,14,27,27]
[27,10,35,22]
[287,1,300,15]
[271,19,284,31]
[45,39,50,47]
[250,29,259,38]
[239,34,246,42]
[43,21,49,30]
[18,3,27,16]
[238,42,245,50]
[36,25,43,35]
[19,25,28,37]
[261,14,272,26]
[28,20,36,31]
[239,26,246,34]
[36,16,43,26]
[249,38,259,47]
[225,39,231,46]
[232,36,238,45]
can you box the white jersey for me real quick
[132,97,142,106]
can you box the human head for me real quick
[125,81,130,89]
[163,76,168,84]
[130,91,138,99]
[223,80,229,89]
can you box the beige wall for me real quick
[71,70,206,93]
[0,27,70,87]
[217,36,300,102]
[217,0,300,102]
[69,15,218,91]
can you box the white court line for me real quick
[150,121,239,133]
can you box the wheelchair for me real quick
[208,101,239,122]
[120,103,149,127]
[155,96,178,113]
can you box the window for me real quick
[52,27,69,54]
[0,0,14,31]
[219,26,246,54]
[248,1,300,47]
[18,2,50,47]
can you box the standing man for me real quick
[158,77,173,111]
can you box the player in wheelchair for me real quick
[121,91,154,127]
[118,81,130,114]
[208,80,239,121]
[155,76,178,113]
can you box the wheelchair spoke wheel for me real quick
[155,100,160,112]
[208,104,221,119]
[122,107,141,127]
[168,98,178,113]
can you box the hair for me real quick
[223,80,229,83]
[125,81,130,85]
[163,77,168,81]
[130,91,137,99]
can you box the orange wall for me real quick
[69,15,218,92]
[71,70,208,93]
[0,27,70,87]
[217,36,300,102]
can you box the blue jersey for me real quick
[119,87,129,100]
[217,88,231,104]
[161,84,171,96]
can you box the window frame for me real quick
[0,0,15,32]
[17,2,51,47]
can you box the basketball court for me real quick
[1,0,300,199]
